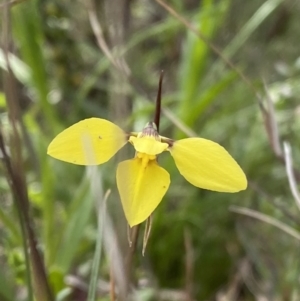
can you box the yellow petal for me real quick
[47,118,127,165]
[129,136,168,156]
[169,138,247,192]
[116,157,170,227]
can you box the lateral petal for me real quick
[116,158,170,227]
[47,118,127,165]
[169,138,247,192]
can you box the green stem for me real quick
[87,191,108,301]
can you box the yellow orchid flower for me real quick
[47,117,247,227]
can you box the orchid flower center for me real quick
[129,122,169,156]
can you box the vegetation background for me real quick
[1,0,300,300]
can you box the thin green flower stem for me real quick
[87,189,110,301]
[0,131,33,301]
[125,225,140,290]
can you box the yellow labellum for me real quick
[48,118,247,226]
[117,156,170,227]
[169,138,247,192]
[47,118,127,165]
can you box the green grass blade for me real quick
[187,70,237,126]
[87,189,108,301]
[178,0,214,110]
[39,139,55,266]
[12,1,57,127]
[224,0,284,58]
[208,0,285,79]
[54,174,94,272]
[178,0,230,123]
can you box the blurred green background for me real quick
[1,0,300,300]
